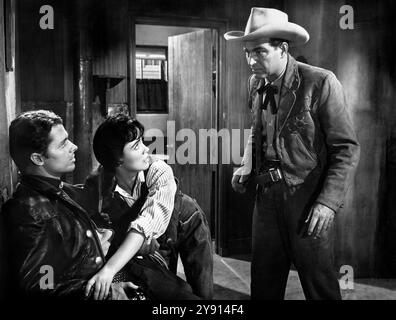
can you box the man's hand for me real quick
[85,265,117,300]
[110,282,139,300]
[231,175,247,193]
[138,238,160,255]
[305,203,335,239]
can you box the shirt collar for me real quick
[266,63,287,91]
[114,170,145,198]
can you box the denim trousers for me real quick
[160,191,214,300]
[251,180,342,300]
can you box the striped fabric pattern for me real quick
[114,157,177,240]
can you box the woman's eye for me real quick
[133,141,141,150]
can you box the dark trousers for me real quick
[251,180,341,300]
[161,192,214,300]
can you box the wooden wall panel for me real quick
[0,0,9,301]
[217,39,254,255]
[92,0,128,104]
[18,0,66,102]
[0,0,18,299]
[284,0,396,277]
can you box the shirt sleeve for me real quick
[128,160,177,239]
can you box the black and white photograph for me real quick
[0,0,396,312]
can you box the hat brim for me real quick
[224,22,309,46]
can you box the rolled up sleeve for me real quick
[128,160,177,239]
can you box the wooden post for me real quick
[72,0,93,183]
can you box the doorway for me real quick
[131,21,220,246]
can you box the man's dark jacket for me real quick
[2,173,200,300]
[248,54,360,211]
[2,175,106,299]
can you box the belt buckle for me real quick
[268,167,282,182]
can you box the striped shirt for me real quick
[114,156,177,240]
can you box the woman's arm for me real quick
[85,229,144,300]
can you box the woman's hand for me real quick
[85,265,117,300]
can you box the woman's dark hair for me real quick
[93,114,145,171]
[9,110,63,171]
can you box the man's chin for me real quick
[252,70,266,78]
[62,164,76,174]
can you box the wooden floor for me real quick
[177,254,396,300]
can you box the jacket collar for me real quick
[20,174,64,197]
[20,174,107,261]
[281,54,300,92]
[20,174,85,213]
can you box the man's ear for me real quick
[280,42,289,57]
[30,152,45,166]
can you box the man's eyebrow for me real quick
[58,136,68,146]
[244,46,266,52]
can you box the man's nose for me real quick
[70,142,78,152]
[248,56,257,66]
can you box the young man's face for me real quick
[119,137,150,172]
[41,124,78,177]
[244,41,284,79]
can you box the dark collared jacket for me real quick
[249,54,360,211]
[2,175,106,299]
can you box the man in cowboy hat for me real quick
[225,8,360,300]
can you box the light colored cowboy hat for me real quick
[224,8,309,46]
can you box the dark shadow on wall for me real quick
[0,208,7,299]
[377,131,396,277]
[372,0,396,278]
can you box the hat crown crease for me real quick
[245,8,288,34]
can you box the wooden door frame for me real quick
[128,13,228,254]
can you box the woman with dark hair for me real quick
[83,114,213,300]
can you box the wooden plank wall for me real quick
[18,0,75,145]
[218,39,254,255]
[0,0,18,299]
[91,0,128,105]
[0,0,9,300]
[19,0,66,102]
[284,0,396,277]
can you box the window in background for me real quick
[136,46,168,113]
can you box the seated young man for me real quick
[2,110,198,300]
[2,110,133,299]
[84,114,213,299]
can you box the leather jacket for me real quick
[241,54,360,212]
[2,175,106,299]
